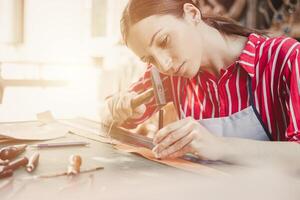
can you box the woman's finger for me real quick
[167,145,192,159]
[113,98,123,121]
[153,122,193,153]
[113,93,131,121]
[153,117,192,144]
[132,104,146,119]
[157,132,195,159]
[107,97,115,117]
[117,95,132,121]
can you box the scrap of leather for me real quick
[114,143,227,176]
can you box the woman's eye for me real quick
[159,35,169,48]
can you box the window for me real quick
[91,0,108,37]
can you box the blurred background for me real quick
[0,0,299,122]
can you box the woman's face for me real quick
[127,10,204,78]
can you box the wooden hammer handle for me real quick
[131,89,154,109]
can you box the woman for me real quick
[102,0,300,166]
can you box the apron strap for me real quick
[247,75,273,141]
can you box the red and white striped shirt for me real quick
[124,33,300,142]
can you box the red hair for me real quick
[121,0,266,44]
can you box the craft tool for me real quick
[0,144,27,160]
[26,153,40,173]
[150,67,167,129]
[29,141,89,148]
[67,155,82,175]
[3,157,29,171]
[0,169,13,179]
[131,76,169,110]
[36,166,104,179]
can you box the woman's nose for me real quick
[154,53,173,73]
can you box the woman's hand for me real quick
[152,117,224,161]
[101,91,146,128]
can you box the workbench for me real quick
[0,118,299,200]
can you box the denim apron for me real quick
[176,75,272,141]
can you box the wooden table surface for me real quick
[0,119,299,200]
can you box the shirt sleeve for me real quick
[121,65,173,129]
[283,45,300,142]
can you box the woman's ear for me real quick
[183,3,202,26]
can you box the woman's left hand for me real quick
[152,117,225,161]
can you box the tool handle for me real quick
[0,144,27,160]
[0,169,13,179]
[4,157,28,171]
[67,155,82,175]
[131,89,154,109]
[26,153,40,173]
[158,109,164,130]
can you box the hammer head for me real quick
[150,67,167,108]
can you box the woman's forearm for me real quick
[219,137,300,167]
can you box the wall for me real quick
[0,0,142,122]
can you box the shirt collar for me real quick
[237,33,266,77]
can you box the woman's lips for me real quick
[174,61,186,75]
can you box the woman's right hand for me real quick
[101,91,146,128]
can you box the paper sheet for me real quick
[0,111,69,141]
[0,121,68,140]
[60,119,117,144]
[115,143,227,176]
[36,111,55,124]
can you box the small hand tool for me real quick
[0,169,13,179]
[150,67,167,129]
[0,144,27,160]
[26,153,40,173]
[67,155,82,176]
[131,76,169,110]
[3,157,29,171]
[0,156,28,179]
[29,166,104,179]
[29,141,89,149]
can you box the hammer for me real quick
[150,67,167,129]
